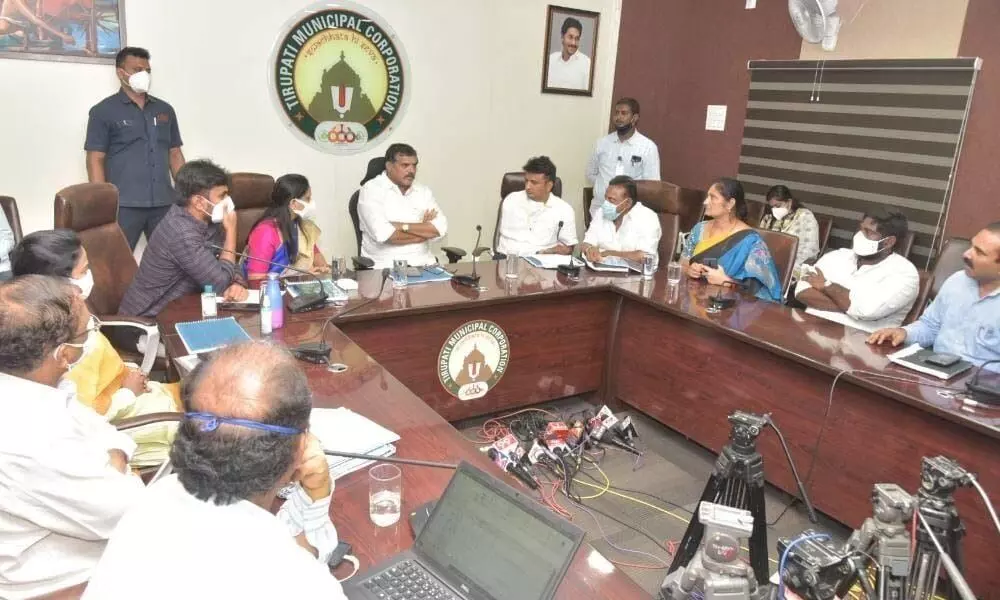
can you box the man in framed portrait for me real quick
[546,16,591,90]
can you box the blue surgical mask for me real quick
[601,200,621,221]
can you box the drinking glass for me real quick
[391,259,408,289]
[505,253,519,279]
[641,253,656,280]
[667,261,683,284]
[330,257,346,279]
[369,463,402,527]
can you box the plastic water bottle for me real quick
[200,285,217,318]
[267,272,284,330]
[260,284,273,335]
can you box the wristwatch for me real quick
[402,223,410,233]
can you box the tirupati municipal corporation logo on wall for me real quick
[438,321,510,402]
[269,2,409,155]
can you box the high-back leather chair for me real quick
[1,196,23,244]
[53,183,160,373]
[746,200,767,228]
[493,172,564,250]
[754,228,799,297]
[894,230,916,259]
[229,173,275,253]
[930,237,971,298]
[582,187,595,229]
[816,215,833,255]
[902,270,934,325]
[635,181,687,265]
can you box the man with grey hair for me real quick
[84,342,348,599]
[0,276,143,600]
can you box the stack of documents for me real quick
[309,407,401,480]
[522,255,582,269]
[584,256,640,273]
[286,279,349,302]
[406,265,453,285]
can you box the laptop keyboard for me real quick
[362,560,458,600]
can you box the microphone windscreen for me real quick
[476,224,482,231]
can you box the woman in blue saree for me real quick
[680,178,783,302]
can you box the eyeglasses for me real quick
[185,412,303,436]
[66,319,101,346]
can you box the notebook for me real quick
[344,462,584,600]
[888,344,974,380]
[285,279,349,302]
[216,288,261,310]
[309,407,401,480]
[175,317,253,355]
[523,255,582,270]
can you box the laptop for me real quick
[344,461,585,600]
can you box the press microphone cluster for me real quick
[207,243,328,313]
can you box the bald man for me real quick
[84,343,347,600]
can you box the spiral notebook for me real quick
[175,317,253,355]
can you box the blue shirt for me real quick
[904,271,1000,371]
[85,90,182,208]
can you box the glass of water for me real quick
[667,261,683,284]
[391,259,408,289]
[641,253,656,280]
[369,463,402,527]
[330,257,346,279]
[505,253,519,279]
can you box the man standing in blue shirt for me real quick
[85,47,185,250]
[868,222,1000,371]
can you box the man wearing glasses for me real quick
[0,276,144,600]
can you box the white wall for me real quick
[0,0,621,261]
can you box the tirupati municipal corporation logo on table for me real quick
[269,2,409,155]
[438,321,510,401]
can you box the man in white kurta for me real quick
[359,143,449,268]
[586,98,660,221]
[83,343,347,600]
[497,156,578,256]
[0,276,144,600]
[546,16,591,90]
[581,175,662,266]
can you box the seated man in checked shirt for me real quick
[84,342,348,600]
[119,159,248,317]
[795,211,918,333]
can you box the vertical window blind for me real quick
[739,58,980,267]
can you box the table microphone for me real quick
[207,243,329,313]
[292,268,390,364]
[452,225,482,288]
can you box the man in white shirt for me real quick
[0,276,144,600]
[795,212,919,332]
[358,143,449,268]
[546,16,591,90]
[581,175,662,266]
[84,342,348,600]
[586,98,661,221]
[497,156,578,256]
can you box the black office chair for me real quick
[349,156,466,268]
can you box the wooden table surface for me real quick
[158,260,1000,594]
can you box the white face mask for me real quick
[292,199,316,221]
[202,196,234,223]
[70,270,94,299]
[770,206,790,221]
[54,328,94,371]
[852,230,887,257]
[127,70,151,94]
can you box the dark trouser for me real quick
[118,205,172,249]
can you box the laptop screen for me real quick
[414,463,584,600]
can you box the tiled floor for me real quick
[454,398,851,597]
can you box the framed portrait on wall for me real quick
[541,5,599,96]
[0,0,126,64]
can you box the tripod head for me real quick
[918,456,972,507]
[727,411,768,454]
[872,483,914,527]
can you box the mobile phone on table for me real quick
[328,541,352,567]
[925,353,961,368]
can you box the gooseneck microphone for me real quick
[323,448,457,470]
[207,243,329,313]
[452,225,483,288]
[292,268,390,364]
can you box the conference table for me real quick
[157,260,1000,595]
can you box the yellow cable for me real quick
[576,463,611,500]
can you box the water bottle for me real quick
[260,284,273,335]
[267,272,284,330]
[200,285,217,318]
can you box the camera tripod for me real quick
[663,411,817,590]
[907,456,971,600]
[843,483,914,600]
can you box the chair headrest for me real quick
[361,157,386,186]
[229,173,275,210]
[54,183,119,231]
[635,181,683,214]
